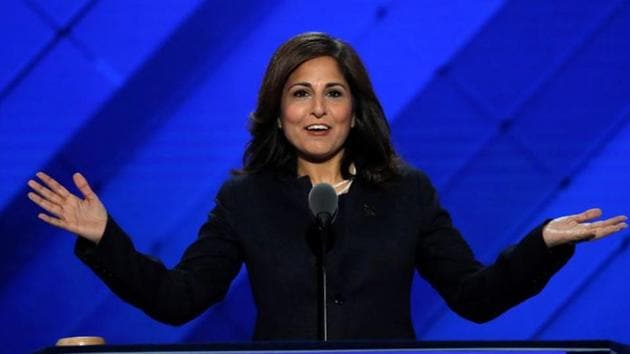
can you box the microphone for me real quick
[308,183,338,228]
[307,183,337,341]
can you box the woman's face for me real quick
[280,56,354,163]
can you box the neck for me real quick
[297,152,345,185]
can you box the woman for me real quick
[27,32,627,340]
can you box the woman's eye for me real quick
[292,89,309,98]
[327,90,343,98]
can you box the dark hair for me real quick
[239,32,401,186]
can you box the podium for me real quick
[35,340,630,354]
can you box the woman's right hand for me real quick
[27,172,108,244]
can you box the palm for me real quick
[27,172,107,244]
[543,208,628,247]
[58,192,106,236]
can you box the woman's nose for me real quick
[311,95,326,118]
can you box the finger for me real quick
[28,192,65,217]
[592,222,628,240]
[572,208,603,223]
[36,172,71,199]
[37,212,72,231]
[586,215,628,229]
[27,179,64,205]
[72,173,97,200]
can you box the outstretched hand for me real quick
[543,208,628,248]
[27,172,107,244]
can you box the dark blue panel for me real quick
[66,291,206,345]
[183,270,256,342]
[523,122,630,340]
[28,0,89,28]
[0,236,114,353]
[0,1,53,93]
[439,133,555,263]
[411,272,450,337]
[415,135,556,339]
[420,113,630,340]
[510,2,630,179]
[392,77,496,189]
[449,0,618,118]
[536,239,630,341]
[353,0,504,120]
[0,38,114,209]
[72,1,203,80]
[0,40,113,353]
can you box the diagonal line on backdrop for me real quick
[413,0,628,339]
[0,0,272,294]
[0,0,97,104]
[437,0,626,197]
[531,236,630,338]
[526,105,630,339]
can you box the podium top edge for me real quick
[34,340,630,354]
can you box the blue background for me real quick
[1,1,629,353]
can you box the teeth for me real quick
[306,124,329,131]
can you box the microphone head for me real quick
[308,183,338,224]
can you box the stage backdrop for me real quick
[1,1,629,353]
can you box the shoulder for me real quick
[397,163,431,182]
[216,170,287,206]
[356,163,437,208]
[383,163,442,211]
[387,163,435,193]
[219,171,275,197]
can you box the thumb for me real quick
[73,172,98,200]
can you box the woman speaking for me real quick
[26,32,627,340]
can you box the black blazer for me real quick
[75,167,574,340]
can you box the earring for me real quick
[277,118,282,129]
[351,115,356,128]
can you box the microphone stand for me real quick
[308,183,337,342]
[316,212,331,342]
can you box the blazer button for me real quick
[332,296,345,305]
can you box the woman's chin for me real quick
[298,149,344,164]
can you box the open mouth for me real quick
[305,124,330,132]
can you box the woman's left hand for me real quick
[543,208,627,247]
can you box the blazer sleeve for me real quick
[74,181,244,325]
[413,171,574,323]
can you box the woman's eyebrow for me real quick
[325,82,348,89]
[287,82,348,89]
